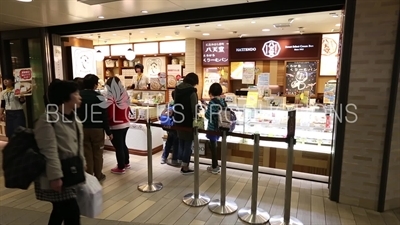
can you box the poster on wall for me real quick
[202,68,221,99]
[323,80,337,104]
[71,47,96,78]
[13,68,33,97]
[285,61,318,95]
[320,33,340,76]
[53,46,64,80]
[167,64,182,88]
[242,62,255,84]
[143,57,166,78]
[202,40,229,66]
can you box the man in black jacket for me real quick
[77,74,112,182]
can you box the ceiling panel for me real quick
[0,0,253,31]
[103,0,183,14]
[66,11,342,45]
[169,0,245,9]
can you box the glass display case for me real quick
[127,89,167,106]
[236,106,333,146]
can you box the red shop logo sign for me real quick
[19,69,32,80]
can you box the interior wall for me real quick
[386,76,400,210]
[339,0,400,210]
[185,38,203,98]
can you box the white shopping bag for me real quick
[76,173,103,218]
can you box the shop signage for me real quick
[202,40,229,66]
[229,34,321,61]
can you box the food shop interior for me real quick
[61,10,342,181]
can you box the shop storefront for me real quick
[55,12,342,183]
[1,0,398,212]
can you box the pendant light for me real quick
[95,35,105,61]
[125,33,136,61]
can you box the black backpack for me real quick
[2,126,46,190]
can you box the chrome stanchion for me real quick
[183,126,210,206]
[138,122,163,192]
[270,110,303,225]
[238,133,270,224]
[209,130,238,214]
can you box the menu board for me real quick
[13,68,33,96]
[202,40,229,66]
[285,61,318,95]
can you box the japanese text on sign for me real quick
[202,40,229,66]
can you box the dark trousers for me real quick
[49,198,80,225]
[5,109,26,138]
[110,127,129,169]
[162,130,179,160]
[83,128,105,180]
[207,134,220,169]
[179,139,193,167]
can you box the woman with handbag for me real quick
[34,79,86,225]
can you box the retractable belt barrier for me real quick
[137,122,163,193]
[146,110,299,225]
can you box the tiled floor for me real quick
[0,141,399,225]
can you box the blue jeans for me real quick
[179,139,193,167]
[161,130,179,160]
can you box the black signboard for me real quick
[287,110,296,139]
[202,40,229,66]
[285,61,318,95]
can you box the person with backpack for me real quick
[0,76,26,138]
[34,79,86,225]
[160,91,180,165]
[205,83,228,174]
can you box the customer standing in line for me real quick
[77,74,113,182]
[0,77,26,138]
[34,79,85,225]
[173,73,199,174]
[105,76,131,174]
[205,83,227,174]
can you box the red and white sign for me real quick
[13,68,33,96]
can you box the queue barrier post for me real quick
[208,129,238,214]
[137,122,163,192]
[238,133,270,224]
[183,126,211,206]
[269,110,303,225]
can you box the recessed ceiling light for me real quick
[217,24,222,26]
[262,29,270,32]
[251,21,256,24]
[185,26,190,29]
[203,33,210,36]
[98,16,104,19]
[335,23,341,26]
[141,10,148,13]
[16,0,33,2]
[140,31,145,33]
[112,34,117,36]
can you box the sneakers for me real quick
[111,167,126,174]
[180,168,194,175]
[125,164,131,169]
[160,158,166,164]
[207,166,220,174]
